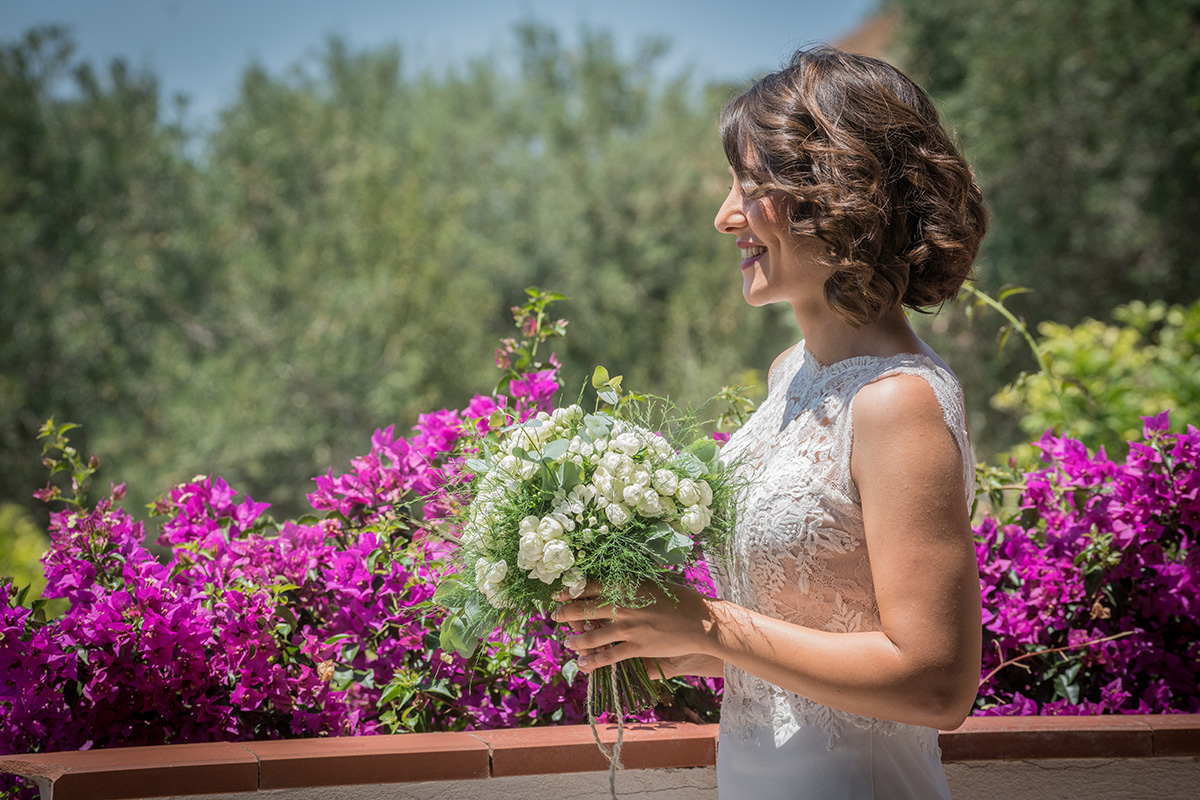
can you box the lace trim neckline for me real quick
[798,342,936,374]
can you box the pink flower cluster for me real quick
[2,354,718,800]
[975,412,1200,715]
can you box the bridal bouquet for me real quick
[435,373,739,717]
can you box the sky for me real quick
[1,0,879,126]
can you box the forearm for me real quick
[700,598,978,730]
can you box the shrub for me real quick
[975,412,1199,714]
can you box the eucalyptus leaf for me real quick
[592,365,610,388]
[562,659,580,686]
[673,451,706,479]
[542,438,570,462]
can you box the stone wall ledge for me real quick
[3,715,1198,800]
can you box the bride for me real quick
[555,46,987,798]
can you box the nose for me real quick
[714,185,747,234]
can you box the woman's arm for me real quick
[555,374,981,730]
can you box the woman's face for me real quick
[713,169,828,310]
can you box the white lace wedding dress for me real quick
[713,342,974,799]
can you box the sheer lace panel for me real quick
[714,343,973,754]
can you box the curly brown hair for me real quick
[720,46,988,327]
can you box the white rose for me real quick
[599,452,622,473]
[537,515,566,541]
[652,469,679,496]
[639,492,664,517]
[499,455,520,475]
[630,465,652,488]
[606,503,631,527]
[592,473,614,502]
[679,507,709,534]
[613,431,643,455]
[653,438,672,459]
[697,479,713,507]
[519,516,541,536]
[517,532,544,570]
[532,539,576,583]
[676,478,701,507]
[562,567,587,598]
[622,484,645,507]
[616,454,635,479]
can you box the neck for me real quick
[794,305,925,366]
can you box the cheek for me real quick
[745,198,789,242]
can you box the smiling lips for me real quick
[738,241,767,269]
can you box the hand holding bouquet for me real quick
[435,373,740,719]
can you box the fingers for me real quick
[552,599,619,625]
[563,620,618,653]
[576,641,635,672]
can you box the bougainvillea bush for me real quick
[0,292,721,798]
[975,412,1199,715]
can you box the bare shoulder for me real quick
[852,372,948,434]
[850,372,961,475]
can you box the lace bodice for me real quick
[714,341,974,754]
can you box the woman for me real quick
[555,46,986,798]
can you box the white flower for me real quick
[612,431,643,455]
[606,503,631,527]
[562,568,587,598]
[653,438,672,459]
[629,465,652,488]
[622,484,645,507]
[676,478,701,507]
[477,558,509,607]
[679,506,710,534]
[517,532,544,570]
[652,469,679,496]
[639,491,664,517]
[697,479,713,507]
[599,452,623,473]
[519,516,541,536]
[537,515,566,541]
[532,539,576,583]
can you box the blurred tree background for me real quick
[3,1,1199,560]
[0,23,793,534]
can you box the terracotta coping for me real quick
[3,716,1198,800]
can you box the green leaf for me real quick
[592,365,610,388]
[542,438,570,462]
[465,457,489,472]
[598,389,618,405]
[562,659,580,686]
[686,438,718,469]
[433,578,467,608]
[673,451,706,479]
[560,459,583,491]
[584,413,613,438]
